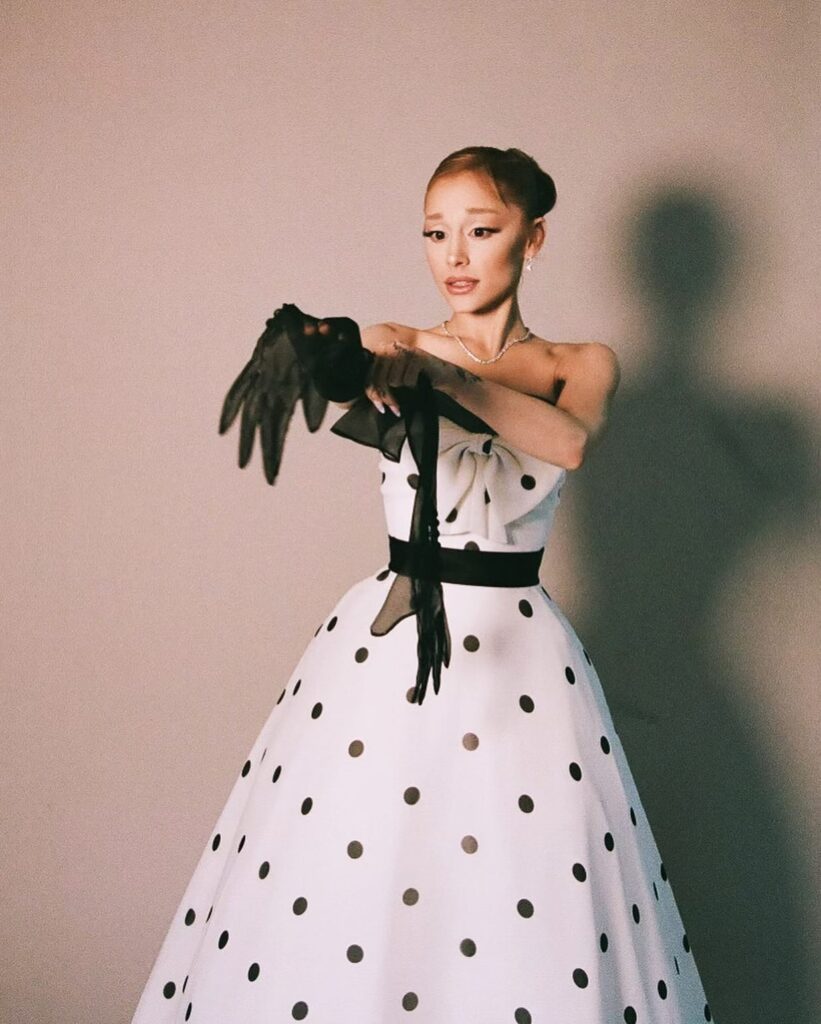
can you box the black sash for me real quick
[388,536,543,587]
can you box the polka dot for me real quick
[376,567,390,581]
[682,932,690,952]
[185,1002,192,1021]
[704,1004,713,1021]
[349,739,364,757]
[211,834,221,851]
[518,794,534,813]
[572,862,587,882]
[402,887,419,905]
[260,747,267,762]
[518,599,533,617]
[653,882,659,900]
[630,806,637,826]
[583,648,592,663]
[241,759,251,777]
[464,540,480,550]
[248,962,260,982]
[354,647,369,663]
[311,702,323,719]
[624,1008,637,1024]
[572,967,588,988]
[403,786,420,805]
[459,938,476,957]
[514,1010,532,1024]
[326,615,338,631]
[483,487,491,504]
[519,694,535,713]
[258,861,270,879]
[674,955,680,975]
[405,686,416,703]
[521,473,536,489]
[407,472,419,489]
[162,981,176,999]
[565,666,576,685]
[182,976,188,993]
[462,732,479,750]
[184,908,195,926]
[237,834,246,852]
[463,634,480,652]
[301,797,313,815]
[632,903,641,923]
[347,944,364,963]
[292,1001,308,1020]
[517,898,534,918]
[461,834,478,853]
[293,897,308,915]
[658,979,668,998]
[218,930,229,949]
[660,861,668,881]
[313,624,322,637]
[380,471,386,483]
[293,678,302,695]
[402,991,419,1010]
[569,761,582,781]
[599,932,609,951]
[600,735,611,754]
[347,840,363,859]
[604,831,615,851]
[205,906,213,922]
[482,437,492,454]
[445,507,458,523]
[272,765,282,783]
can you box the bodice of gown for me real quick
[379,413,567,555]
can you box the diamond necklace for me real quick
[440,319,532,365]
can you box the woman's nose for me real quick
[447,249,467,266]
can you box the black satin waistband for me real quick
[388,535,543,587]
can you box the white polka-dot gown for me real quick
[132,416,716,1024]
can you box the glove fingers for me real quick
[219,364,254,434]
[238,396,258,468]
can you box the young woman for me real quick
[132,146,715,1023]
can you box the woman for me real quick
[132,146,715,1023]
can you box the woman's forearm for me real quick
[442,374,586,469]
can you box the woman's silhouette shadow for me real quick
[572,185,817,1024]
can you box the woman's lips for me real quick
[446,279,478,293]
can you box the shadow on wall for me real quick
[573,184,817,1024]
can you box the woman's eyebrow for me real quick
[424,207,503,221]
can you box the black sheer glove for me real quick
[218,302,374,484]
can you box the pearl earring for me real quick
[525,257,533,272]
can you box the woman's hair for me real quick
[425,146,557,220]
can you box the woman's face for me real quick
[423,170,540,315]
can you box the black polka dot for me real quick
[658,979,668,998]
[347,944,364,963]
[704,1004,712,1021]
[402,991,419,1010]
[313,624,321,637]
[565,666,576,684]
[403,786,420,804]
[517,898,534,918]
[514,1010,532,1024]
[347,840,363,858]
[484,487,490,504]
[326,615,338,631]
[301,797,313,815]
[237,834,245,853]
[354,647,369,663]
[624,1008,637,1024]
[583,647,591,663]
[569,761,582,781]
[461,835,478,853]
[292,1001,308,1019]
[376,567,390,581]
[248,962,260,981]
[218,929,229,949]
[630,806,637,826]
[518,794,534,813]
[381,471,385,483]
[683,932,690,952]
[241,759,251,777]
[293,896,307,915]
[205,905,213,922]
[464,540,480,550]
[277,686,287,703]
[185,1002,192,1020]
[660,861,668,881]
[599,931,609,951]
[445,507,458,523]
[653,882,659,900]
[482,437,492,454]
[407,472,419,489]
[182,976,188,993]
[272,764,282,783]
[600,735,611,754]
[402,887,419,905]
[259,861,270,879]
[293,678,302,695]
[463,634,480,652]
[349,739,364,757]
[260,747,267,762]
[521,473,536,489]
[162,981,176,999]
[519,694,535,713]
[184,908,195,926]
[674,955,680,975]
[462,732,479,750]
[632,903,641,923]
[572,862,587,882]
[604,831,615,851]
[311,702,323,719]
[518,599,533,617]
[211,833,221,851]
[572,967,588,988]
[459,938,476,956]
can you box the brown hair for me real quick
[425,146,557,220]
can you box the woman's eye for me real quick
[422,227,497,240]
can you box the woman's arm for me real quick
[442,342,620,469]
[330,323,393,409]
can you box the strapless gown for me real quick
[132,395,716,1024]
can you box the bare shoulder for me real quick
[555,340,621,393]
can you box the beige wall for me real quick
[2,2,817,1022]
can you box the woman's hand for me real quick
[365,341,482,415]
